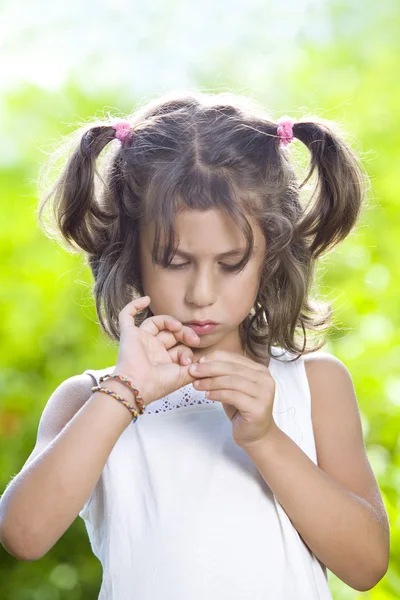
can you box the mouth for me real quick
[185,321,218,326]
[184,322,219,335]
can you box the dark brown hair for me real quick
[37,90,369,362]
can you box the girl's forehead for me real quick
[141,208,264,246]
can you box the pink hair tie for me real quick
[277,116,294,146]
[112,120,132,143]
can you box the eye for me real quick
[166,262,242,272]
[166,262,189,270]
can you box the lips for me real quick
[185,321,218,326]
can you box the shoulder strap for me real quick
[82,366,116,387]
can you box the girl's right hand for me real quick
[113,296,202,407]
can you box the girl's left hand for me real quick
[188,350,278,448]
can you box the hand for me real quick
[140,311,200,368]
[188,349,277,448]
[114,295,201,406]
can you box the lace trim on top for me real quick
[144,384,216,414]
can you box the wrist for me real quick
[91,379,137,425]
[100,377,141,411]
[110,368,147,408]
[239,419,282,452]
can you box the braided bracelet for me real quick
[99,373,146,415]
[91,385,140,422]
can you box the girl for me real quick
[0,91,389,599]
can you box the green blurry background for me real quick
[0,0,399,598]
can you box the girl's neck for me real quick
[244,343,271,369]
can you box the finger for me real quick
[118,295,151,329]
[167,344,196,368]
[192,372,260,399]
[190,359,264,385]
[200,350,268,372]
[222,404,240,422]
[176,345,196,366]
[206,388,271,431]
[166,323,201,347]
[140,317,200,347]
[203,388,253,418]
[139,313,182,336]
[154,330,197,363]
[153,329,181,350]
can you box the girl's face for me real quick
[139,208,266,360]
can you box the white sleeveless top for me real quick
[79,346,333,599]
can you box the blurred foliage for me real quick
[287,4,400,597]
[0,1,399,599]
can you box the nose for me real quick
[185,267,218,306]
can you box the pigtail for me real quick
[292,119,368,258]
[38,124,119,254]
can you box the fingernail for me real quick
[199,355,207,363]
[186,357,192,364]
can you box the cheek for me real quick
[237,268,260,290]
[224,274,256,304]
[148,273,180,307]
[230,269,260,306]
[145,266,172,287]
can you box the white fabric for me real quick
[79,346,333,599]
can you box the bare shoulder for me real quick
[302,351,355,409]
[302,350,348,372]
[37,373,96,437]
[302,350,360,460]
[302,351,389,526]
[23,373,95,469]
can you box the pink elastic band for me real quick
[277,116,294,146]
[113,120,132,143]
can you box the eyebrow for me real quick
[168,247,250,259]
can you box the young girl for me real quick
[0,91,389,598]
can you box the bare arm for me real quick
[245,424,388,592]
[243,355,390,592]
[0,374,134,561]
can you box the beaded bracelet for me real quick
[99,373,146,415]
[91,385,140,422]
